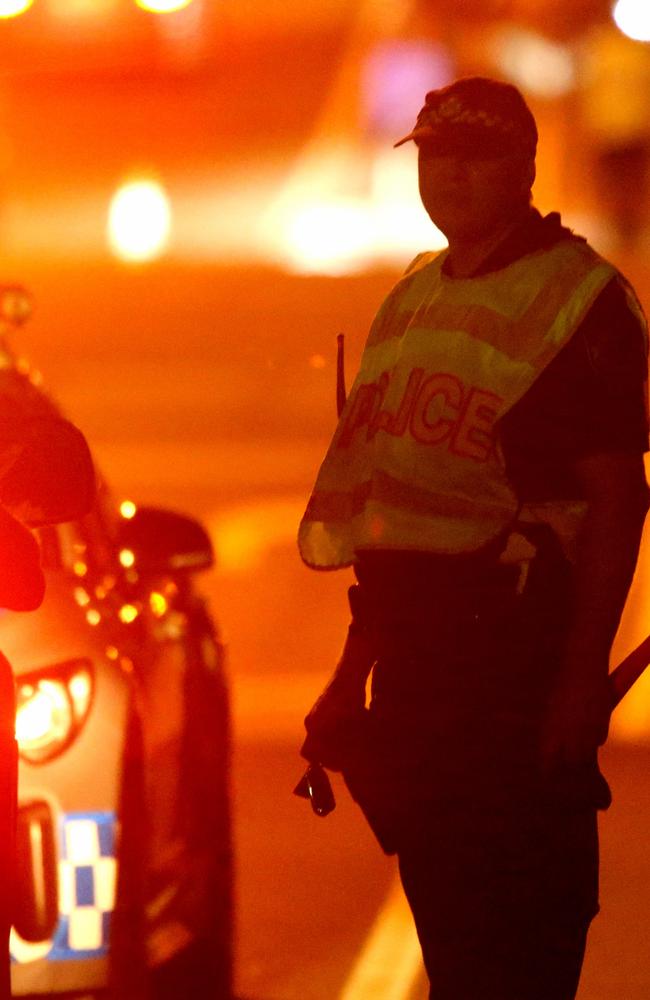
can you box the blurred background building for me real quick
[1,0,649,270]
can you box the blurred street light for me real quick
[613,0,650,42]
[284,199,374,276]
[107,179,172,263]
[135,0,194,12]
[0,0,32,17]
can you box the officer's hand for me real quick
[304,671,366,739]
[541,668,612,771]
[301,673,367,771]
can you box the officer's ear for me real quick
[517,156,536,199]
[525,156,536,190]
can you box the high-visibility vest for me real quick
[299,238,627,570]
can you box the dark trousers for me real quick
[351,546,607,1000]
[397,804,596,1000]
[364,692,600,999]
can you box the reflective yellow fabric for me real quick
[299,240,618,569]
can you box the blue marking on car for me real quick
[11,810,118,965]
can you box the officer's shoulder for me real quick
[402,251,439,278]
[375,250,440,310]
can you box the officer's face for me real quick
[417,144,534,242]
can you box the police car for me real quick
[0,288,232,997]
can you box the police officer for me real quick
[299,78,649,1000]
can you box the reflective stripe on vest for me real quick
[299,239,618,569]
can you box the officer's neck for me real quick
[444,209,529,279]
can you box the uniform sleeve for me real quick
[501,276,649,500]
[570,276,648,452]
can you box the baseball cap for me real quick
[394,77,538,159]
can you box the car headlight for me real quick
[15,659,94,764]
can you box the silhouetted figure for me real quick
[299,78,649,1000]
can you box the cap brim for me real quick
[394,123,534,158]
[393,126,435,149]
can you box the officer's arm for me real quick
[542,450,649,766]
[303,586,375,737]
[301,620,374,769]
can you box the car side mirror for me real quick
[117,505,214,575]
